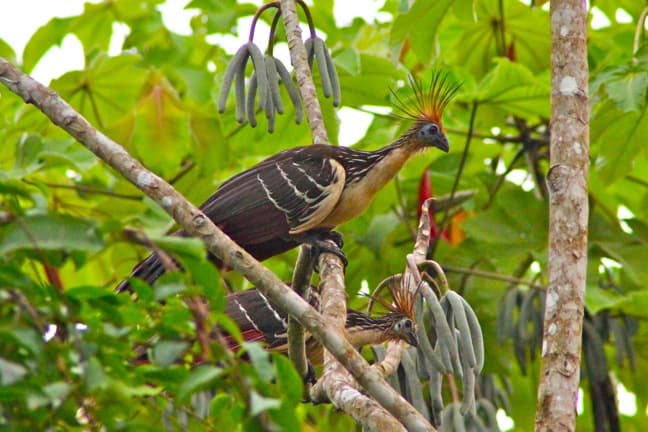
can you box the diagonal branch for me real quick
[0,56,432,431]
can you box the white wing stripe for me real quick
[257,290,287,327]
[276,163,322,204]
[234,299,261,332]
[257,173,291,213]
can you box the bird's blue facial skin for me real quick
[417,123,449,152]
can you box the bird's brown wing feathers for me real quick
[199,147,345,245]
[222,288,319,349]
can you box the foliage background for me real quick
[0,0,647,430]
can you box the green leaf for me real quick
[189,0,257,33]
[0,38,16,64]
[43,381,72,408]
[339,54,400,106]
[242,342,275,383]
[249,390,281,417]
[604,291,648,318]
[585,285,625,314]
[592,99,648,184]
[472,58,550,118]
[274,355,302,404]
[51,53,147,130]
[150,235,205,261]
[154,273,187,301]
[358,212,400,253]
[462,187,547,257]
[0,358,28,385]
[86,357,107,391]
[604,70,648,112]
[452,0,550,77]
[0,213,104,255]
[209,393,239,428]
[69,1,115,55]
[390,0,455,64]
[152,340,189,367]
[3,328,43,356]
[177,365,223,402]
[22,17,72,73]
[598,243,648,287]
[129,75,192,177]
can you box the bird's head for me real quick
[388,315,419,347]
[366,274,420,347]
[392,72,460,153]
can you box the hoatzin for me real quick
[117,73,458,291]
[222,285,418,365]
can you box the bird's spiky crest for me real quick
[391,71,460,126]
[368,275,416,321]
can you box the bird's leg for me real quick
[300,229,347,270]
[305,361,317,385]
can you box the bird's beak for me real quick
[435,135,449,153]
[404,330,419,348]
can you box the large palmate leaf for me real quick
[390,0,455,65]
[51,54,147,130]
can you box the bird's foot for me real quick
[305,230,347,270]
[305,361,317,385]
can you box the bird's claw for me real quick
[305,230,347,271]
[305,361,317,385]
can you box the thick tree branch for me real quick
[536,1,589,430]
[312,362,406,432]
[0,57,432,431]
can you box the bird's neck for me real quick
[344,312,394,347]
[319,137,422,228]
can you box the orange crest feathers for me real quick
[391,71,461,126]
[370,275,416,321]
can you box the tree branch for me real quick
[280,0,328,144]
[0,56,432,431]
[312,362,406,432]
[288,246,313,386]
[535,1,589,430]
[442,265,546,290]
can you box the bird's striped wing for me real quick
[200,147,346,246]
[222,288,320,350]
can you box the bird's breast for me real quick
[320,147,412,227]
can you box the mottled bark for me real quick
[313,361,406,432]
[536,1,589,431]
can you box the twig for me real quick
[443,265,546,290]
[185,297,213,364]
[633,5,648,59]
[23,179,142,200]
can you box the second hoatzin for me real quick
[222,285,418,365]
[117,74,458,291]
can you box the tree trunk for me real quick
[535,1,589,431]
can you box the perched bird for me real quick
[117,73,459,291]
[222,284,418,365]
